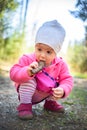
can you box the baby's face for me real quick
[35,43,56,66]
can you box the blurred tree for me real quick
[0,0,31,62]
[23,0,29,30]
[67,43,87,73]
[69,0,87,46]
[0,0,30,38]
[0,0,19,38]
[0,0,18,15]
[20,0,30,32]
[0,0,24,61]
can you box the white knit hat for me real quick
[35,20,66,54]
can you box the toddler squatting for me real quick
[10,20,73,120]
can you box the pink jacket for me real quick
[10,53,73,98]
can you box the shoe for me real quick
[44,100,65,113]
[17,103,33,120]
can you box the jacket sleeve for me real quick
[58,61,73,98]
[10,55,34,83]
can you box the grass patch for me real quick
[69,86,87,105]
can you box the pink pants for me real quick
[18,79,52,104]
[32,89,51,104]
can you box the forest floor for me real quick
[0,69,87,130]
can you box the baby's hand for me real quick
[52,87,64,100]
[27,62,38,76]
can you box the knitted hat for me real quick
[35,20,66,54]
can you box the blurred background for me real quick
[0,0,87,78]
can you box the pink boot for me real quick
[17,103,33,120]
[44,100,65,113]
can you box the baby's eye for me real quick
[38,48,42,51]
[47,51,51,54]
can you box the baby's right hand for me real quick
[27,62,38,76]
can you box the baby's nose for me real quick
[41,52,46,58]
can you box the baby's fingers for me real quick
[52,92,62,98]
[30,62,38,69]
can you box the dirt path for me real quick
[0,71,87,130]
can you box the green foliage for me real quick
[0,0,26,63]
[0,0,19,17]
[0,32,26,62]
[72,72,87,79]
[0,0,34,64]
[67,43,87,73]
[0,0,20,38]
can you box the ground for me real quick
[0,70,87,130]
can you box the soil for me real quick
[0,70,87,130]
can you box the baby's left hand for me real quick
[51,87,64,100]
